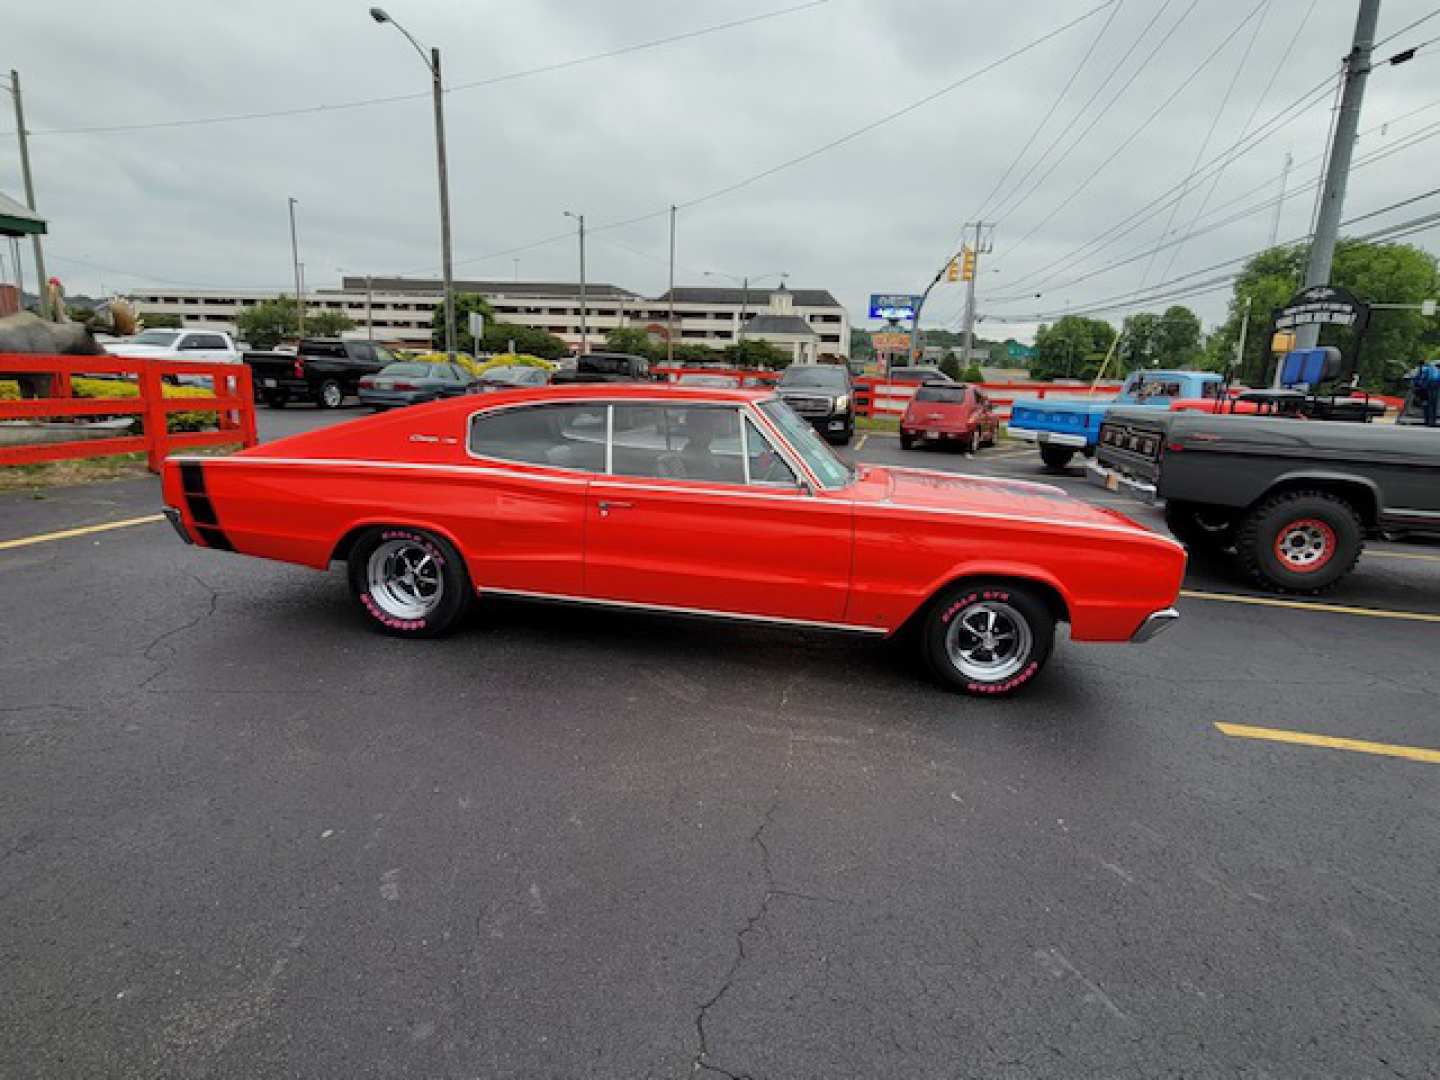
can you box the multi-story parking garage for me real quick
[125,276,851,360]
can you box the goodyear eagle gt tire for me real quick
[922,580,1055,697]
[347,526,471,637]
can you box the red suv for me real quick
[899,383,1000,453]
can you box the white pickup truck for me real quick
[106,329,242,383]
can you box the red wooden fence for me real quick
[0,353,258,472]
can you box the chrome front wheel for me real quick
[944,601,1033,682]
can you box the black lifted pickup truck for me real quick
[1090,409,1440,593]
[246,339,397,409]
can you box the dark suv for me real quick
[246,339,397,409]
[775,364,854,445]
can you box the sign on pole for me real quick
[869,293,923,321]
[1273,285,1370,334]
[468,312,485,342]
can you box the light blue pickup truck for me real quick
[1007,369,1226,471]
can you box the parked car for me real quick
[160,385,1184,697]
[358,362,474,410]
[469,365,553,393]
[899,383,1000,453]
[245,339,397,409]
[1008,369,1226,471]
[550,352,652,383]
[106,329,241,384]
[676,373,742,389]
[774,364,854,445]
[886,366,953,385]
[1089,408,1440,593]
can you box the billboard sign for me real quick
[869,293,923,320]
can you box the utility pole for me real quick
[430,46,456,363]
[288,197,304,335]
[565,211,587,355]
[1298,0,1380,349]
[366,274,374,341]
[8,70,49,319]
[960,221,994,367]
[667,205,677,365]
[1269,152,1292,247]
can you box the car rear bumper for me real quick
[252,376,309,397]
[162,506,193,545]
[359,390,436,408]
[1086,459,1158,504]
[1130,607,1180,643]
[1006,425,1089,447]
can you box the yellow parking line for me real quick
[0,514,165,552]
[1367,548,1440,563]
[855,434,868,451]
[1216,722,1440,765]
[1179,588,1440,624]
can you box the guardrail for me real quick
[0,353,257,471]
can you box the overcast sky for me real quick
[4,0,1437,342]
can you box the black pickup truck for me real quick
[550,352,653,384]
[1089,409,1440,593]
[246,339,398,409]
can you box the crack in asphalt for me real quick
[138,573,223,690]
[692,800,779,1080]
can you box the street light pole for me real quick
[7,70,49,319]
[288,197,304,335]
[565,211,587,356]
[371,8,456,364]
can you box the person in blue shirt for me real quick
[1415,360,1440,427]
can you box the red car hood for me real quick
[850,464,1166,538]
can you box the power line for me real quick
[428,2,1117,274]
[994,0,1273,271]
[989,72,1341,293]
[1375,7,1440,48]
[985,0,1189,230]
[11,0,832,137]
[1139,0,1276,288]
[968,0,1126,223]
[988,192,1440,322]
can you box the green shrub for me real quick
[1,377,217,432]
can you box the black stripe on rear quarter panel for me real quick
[179,461,233,549]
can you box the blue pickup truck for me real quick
[1007,369,1226,470]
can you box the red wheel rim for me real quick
[1273,517,1336,573]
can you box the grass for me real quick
[0,443,244,494]
[856,415,900,433]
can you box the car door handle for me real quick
[597,500,634,517]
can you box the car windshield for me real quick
[678,374,741,388]
[758,399,852,489]
[131,331,180,346]
[780,367,847,389]
[915,386,969,403]
[379,363,433,377]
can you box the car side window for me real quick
[468,403,607,472]
[373,346,396,365]
[610,404,744,484]
[743,416,799,487]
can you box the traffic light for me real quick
[946,257,960,282]
[961,246,976,281]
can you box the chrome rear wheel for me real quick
[367,539,444,620]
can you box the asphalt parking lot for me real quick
[4,405,1439,1079]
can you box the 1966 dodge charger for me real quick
[161,385,1184,696]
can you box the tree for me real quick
[1031,315,1116,380]
[605,325,659,358]
[1210,239,1439,390]
[849,328,874,360]
[236,296,300,350]
[1155,305,1202,366]
[939,349,962,380]
[436,293,568,360]
[723,339,788,369]
[1118,311,1159,372]
[306,310,355,337]
[961,364,985,383]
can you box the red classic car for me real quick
[161,385,1184,696]
[900,383,1002,453]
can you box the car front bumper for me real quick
[1130,607,1180,643]
[1086,459,1158,504]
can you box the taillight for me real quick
[391,381,417,390]
[292,358,304,378]
[358,378,373,389]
